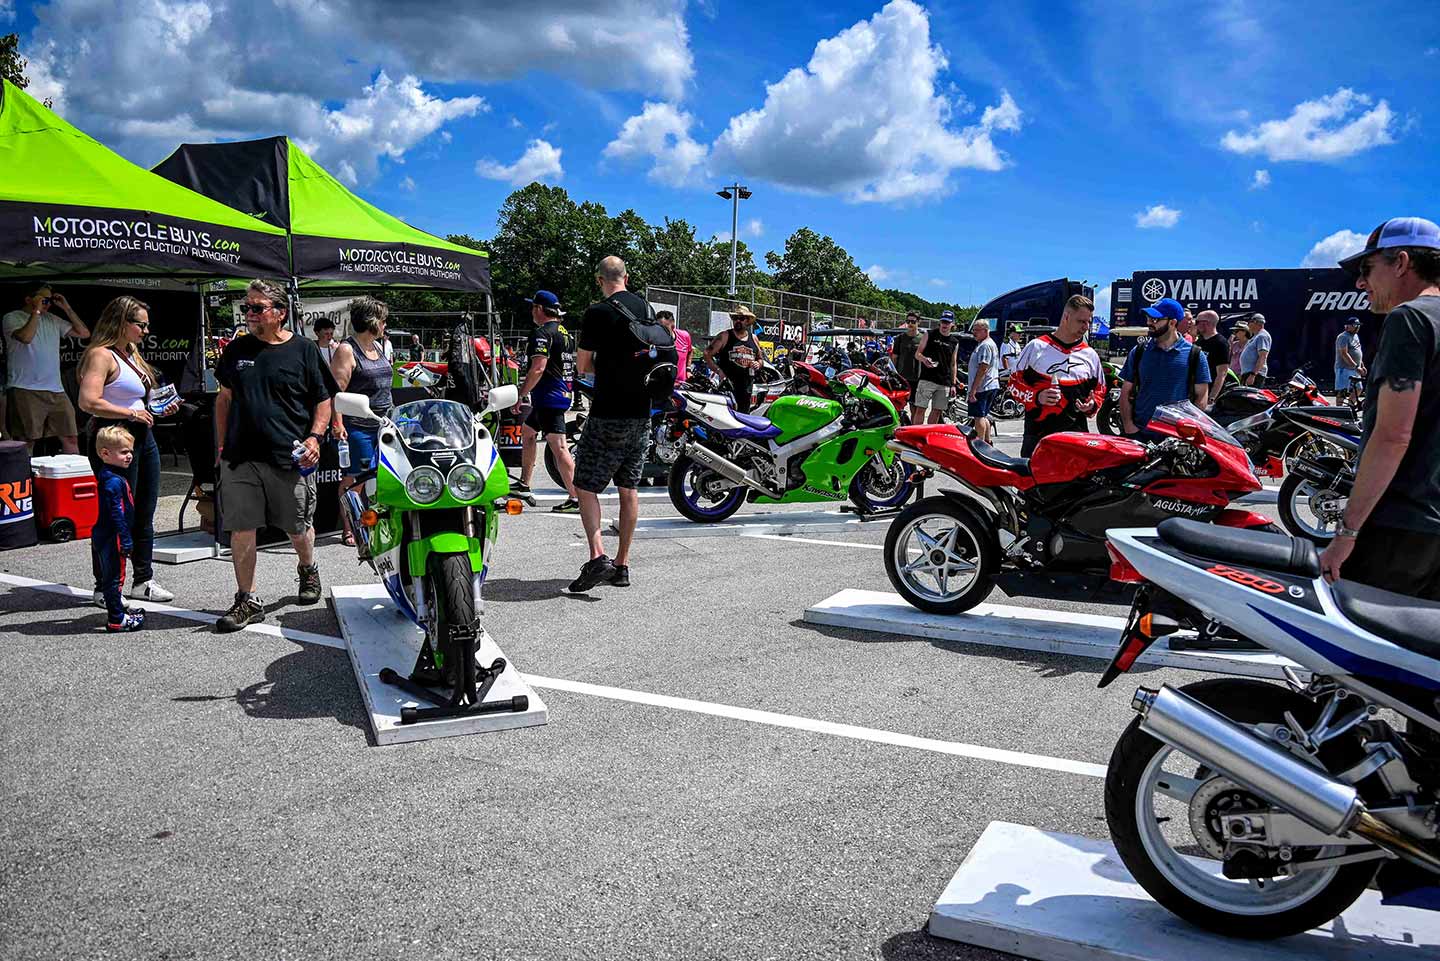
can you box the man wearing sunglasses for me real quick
[213,279,338,632]
[1320,217,1440,599]
[3,284,90,451]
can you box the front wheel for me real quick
[883,497,998,614]
[848,455,913,512]
[425,552,477,699]
[1105,679,1376,939]
[1277,473,1345,546]
[668,453,745,523]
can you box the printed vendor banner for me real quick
[291,234,491,291]
[1,201,290,278]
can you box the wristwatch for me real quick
[1336,523,1361,539]
[306,431,325,444]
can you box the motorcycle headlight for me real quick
[405,466,444,504]
[447,463,484,501]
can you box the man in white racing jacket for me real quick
[1006,294,1106,457]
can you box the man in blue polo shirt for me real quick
[1118,297,1212,441]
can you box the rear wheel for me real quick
[1277,473,1344,546]
[668,453,745,523]
[543,436,580,490]
[425,552,477,699]
[883,497,998,614]
[1106,679,1376,939]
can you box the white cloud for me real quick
[928,278,947,288]
[475,139,564,186]
[602,101,709,187]
[21,0,691,178]
[0,0,14,22]
[711,0,1022,203]
[865,265,891,282]
[1093,284,1112,321]
[1301,228,1368,268]
[1221,88,1397,162]
[399,176,416,192]
[715,219,764,244]
[1249,169,1271,190]
[1135,204,1182,229]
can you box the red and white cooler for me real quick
[32,454,98,542]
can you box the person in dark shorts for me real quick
[515,289,580,512]
[214,279,338,631]
[913,311,959,424]
[704,305,764,412]
[568,256,652,593]
[967,318,1001,442]
[890,312,922,395]
[1194,310,1230,409]
[329,296,393,547]
[1322,217,1440,599]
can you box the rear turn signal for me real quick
[359,509,380,528]
[505,498,524,515]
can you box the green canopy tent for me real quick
[0,80,289,279]
[152,136,490,294]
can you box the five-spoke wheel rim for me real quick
[890,512,981,603]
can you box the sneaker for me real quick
[296,564,322,605]
[106,610,145,633]
[567,555,614,594]
[551,497,580,514]
[128,580,175,603]
[92,589,105,609]
[512,479,532,494]
[609,564,630,588]
[216,592,265,633]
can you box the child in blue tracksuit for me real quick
[93,425,145,632]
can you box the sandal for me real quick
[341,531,356,547]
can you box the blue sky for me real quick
[5,0,1437,315]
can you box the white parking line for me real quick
[741,533,884,550]
[0,572,1104,779]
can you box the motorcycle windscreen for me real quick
[392,399,477,452]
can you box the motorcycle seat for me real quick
[968,436,1031,477]
[1157,518,1320,578]
[1332,580,1440,658]
[730,409,782,439]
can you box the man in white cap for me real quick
[1320,217,1440,599]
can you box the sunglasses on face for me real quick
[130,320,150,330]
[238,302,272,316]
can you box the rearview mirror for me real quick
[334,391,375,420]
[486,384,519,413]
[1176,422,1206,446]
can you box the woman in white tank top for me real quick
[78,296,181,604]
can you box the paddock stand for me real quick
[839,465,932,522]
[378,630,529,725]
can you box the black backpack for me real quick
[606,293,677,403]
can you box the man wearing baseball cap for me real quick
[1118,296,1211,441]
[1334,316,1365,407]
[1239,312,1271,386]
[1320,216,1440,599]
[913,311,959,424]
[515,289,580,511]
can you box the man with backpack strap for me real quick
[568,256,677,594]
[1118,296,1212,442]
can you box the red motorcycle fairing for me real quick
[1140,416,1263,506]
[1028,433,1146,485]
[798,361,911,410]
[1214,508,1274,530]
[893,424,1036,490]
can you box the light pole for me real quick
[716,183,752,296]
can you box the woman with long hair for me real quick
[78,296,180,604]
[329,296,392,547]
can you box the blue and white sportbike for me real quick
[1099,518,1440,938]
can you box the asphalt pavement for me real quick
[0,422,1282,961]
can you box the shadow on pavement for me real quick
[0,587,205,636]
[485,577,602,603]
[172,642,366,734]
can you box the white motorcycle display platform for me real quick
[609,509,874,539]
[805,589,1301,679]
[153,530,218,564]
[331,584,548,746]
[930,821,1436,960]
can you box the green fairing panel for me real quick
[481,452,511,501]
[753,427,896,504]
[407,534,482,575]
[766,395,841,445]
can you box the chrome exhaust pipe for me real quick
[683,440,776,497]
[1132,685,1360,836]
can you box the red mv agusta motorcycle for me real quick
[882,403,1273,615]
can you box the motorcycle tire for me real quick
[883,496,998,614]
[848,457,914,513]
[1106,678,1376,940]
[1096,401,1121,436]
[543,437,580,490]
[668,454,745,523]
[427,551,477,698]
[1277,473,1341,546]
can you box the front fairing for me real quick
[374,399,508,508]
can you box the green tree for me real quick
[765,227,882,306]
[1,34,52,107]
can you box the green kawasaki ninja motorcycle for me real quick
[667,368,914,522]
[335,384,527,722]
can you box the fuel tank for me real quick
[1029,432,1146,486]
[765,394,841,445]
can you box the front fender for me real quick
[407,531,484,576]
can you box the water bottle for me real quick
[291,439,317,478]
[338,439,350,470]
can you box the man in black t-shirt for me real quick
[1321,217,1440,599]
[569,256,651,593]
[214,279,338,632]
[890,312,922,393]
[913,312,959,424]
[1194,310,1230,409]
[704,305,764,412]
[516,290,579,511]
